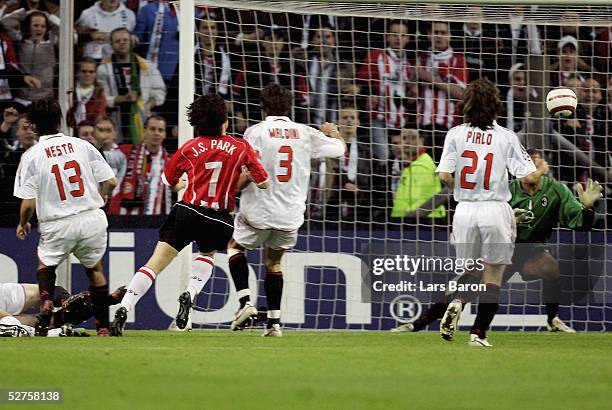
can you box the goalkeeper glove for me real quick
[575,178,603,209]
[514,208,534,225]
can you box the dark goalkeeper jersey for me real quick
[509,176,593,243]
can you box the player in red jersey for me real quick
[111,94,268,336]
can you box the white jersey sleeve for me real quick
[87,143,115,182]
[14,150,37,199]
[307,126,344,159]
[506,132,536,178]
[243,125,262,152]
[435,130,458,173]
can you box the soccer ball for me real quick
[546,88,577,118]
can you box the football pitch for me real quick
[2,331,611,409]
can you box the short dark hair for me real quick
[427,21,449,33]
[526,148,542,158]
[79,57,97,67]
[94,114,116,129]
[387,19,408,30]
[145,115,166,128]
[460,78,503,130]
[22,11,49,40]
[187,94,227,136]
[110,27,131,42]
[27,97,62,135]
[77,119,95,128]
[260,84,292,116]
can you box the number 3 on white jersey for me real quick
[277,145,293,182]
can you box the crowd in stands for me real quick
[0,1,610,229]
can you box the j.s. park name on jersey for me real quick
[190,138,238,157]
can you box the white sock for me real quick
[121,266,157,312]
[187,255,214,302]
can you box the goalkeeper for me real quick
[393,150,603,333]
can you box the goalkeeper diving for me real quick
[393,149,603,333]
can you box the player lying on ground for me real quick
[14,98,117,336]
[0,283,126,337]
[111,94,268,336]
[224,84,346,337]
[435,78,542,347]
[392,150,602,334]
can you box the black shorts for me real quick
[508,243,551,279]
[159,202,234,253]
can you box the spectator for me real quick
[299,14,336,50]
[134,0,178,83]
[6,0,58,16]
[233,26,308,124]
[124,0,150,14]
[320,106,374,220]
[499,63,533,134]
[303,23,340,125]
[452,5,511,86]
[549,36,590,87]
[0,112,36,215]
[75,119,96,145]
[195,16,230,98]
[0,108,34,152]
[503,6,543,66]
[109,114,171,215]
[76,0,136,61]
[93,114,127,192]
[594,26,612,74]
[544,10,596,64]
[16,10,58,103]
[0,24,31,112]
[134,1,179,130]
[357,19,414,161]
[1,0,59,42]
[67,57,107,127]
[97,27,166,144]
[388,127,446,219]
[0,105,19,147]
[415,21,467,161]
[557,77,607,183]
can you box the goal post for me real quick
[176,1,612,331]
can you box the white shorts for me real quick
[233,213,298,250]
[451,201,516,265]
[0,283,26,315]
[38,209,108,268]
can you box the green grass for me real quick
[2,331,611,410]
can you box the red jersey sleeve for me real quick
[163,147,188,186]
[243,142,268,186]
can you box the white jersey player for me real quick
[227,84,345,336]
[434,79,542,347]
[13,98,117,336]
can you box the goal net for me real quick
[180,1,612,331]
